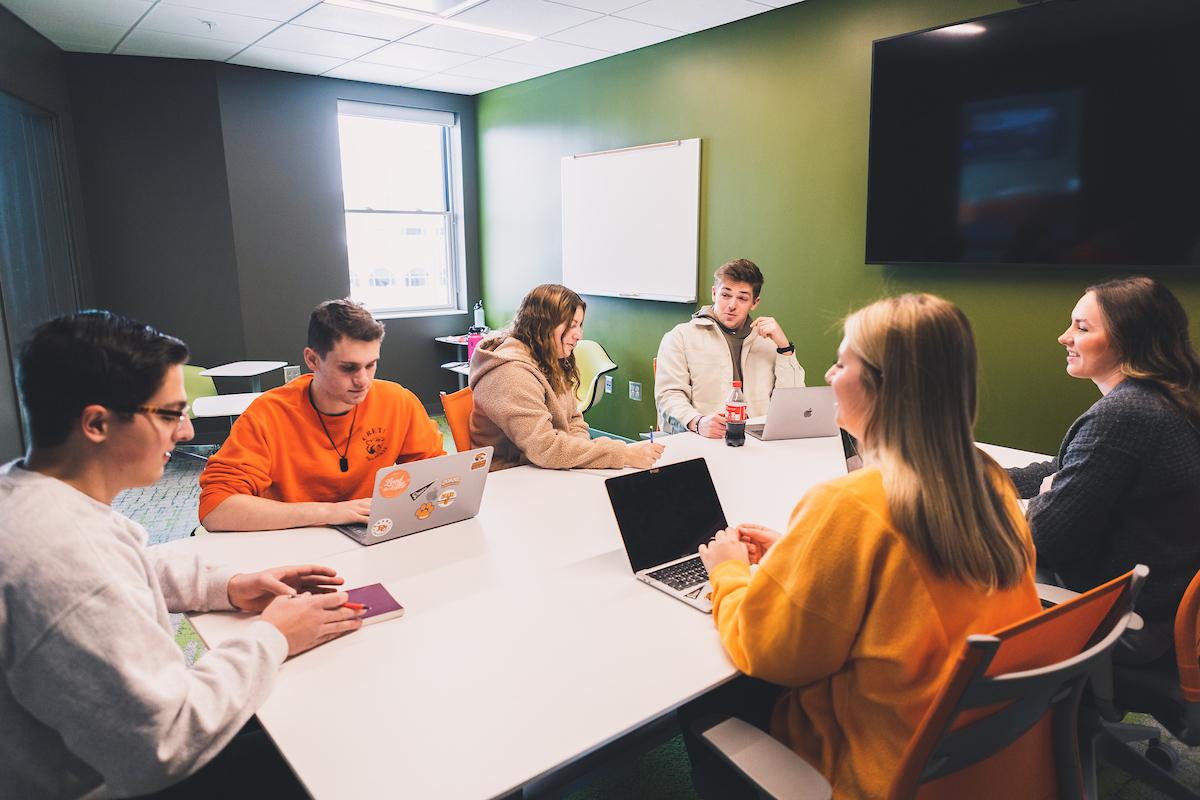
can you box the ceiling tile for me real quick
[398,24,519,56]
[24,19,133,51]
[159,0,320,22]
[445,56,551,81]
[493,37,607,69]
[290,4,426,40]
[255,23,388,58]
[116,29,246,59]
[616,0,765,33]
[137,4,280,44]
[449,0,599,38]
[1,0,151,29]
[361,41,477,71]
[405,72,504,95]
[547,15,679,51]
[325,60,430,85]
[543,0,645,12]
[229,45,346,73]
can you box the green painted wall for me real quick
[476,0,1200,453]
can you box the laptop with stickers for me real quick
[746,386,838,441]
[332,446,493,546]
[605,458,728,613]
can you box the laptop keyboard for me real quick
[647,556,709,590]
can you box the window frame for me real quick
[336,100,467,319]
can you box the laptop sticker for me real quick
[371,518,394,537]
[441,476,461,489]
[415,502,435,520]
[379,471,410,499]
[408,480,435,502]
[471,452,488,470]
[437,489,457,507]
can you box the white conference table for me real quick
[168,433,1049,800]
[201,360,288,392]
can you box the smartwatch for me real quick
[776,342,796,355]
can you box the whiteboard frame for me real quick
[560,138,701,303]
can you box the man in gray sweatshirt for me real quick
[0,311,363,799]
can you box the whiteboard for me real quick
[561,138,700,303]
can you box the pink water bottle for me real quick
[466,332,483,362]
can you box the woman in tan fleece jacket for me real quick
[469,284,665,471]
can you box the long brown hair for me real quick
[1088,276,1200,430]
[510,284,585,395]
[845,294,1031,590]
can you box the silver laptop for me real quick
[746,386,838,441]
[333,447,493,546]
[605,458,727,613]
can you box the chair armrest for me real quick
[699,717,832,800]
[1037,583,1143,630]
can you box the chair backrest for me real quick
[891,566,1147,800]
[440,387,473,453]
[1174,567,1200,704]
[183,365,218,419]
[573,339,618,414]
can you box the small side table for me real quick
[201,361,288,392]
[435,335,472,389]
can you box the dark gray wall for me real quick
[215,64,478,398]
[63,53,479,402]
[67,55,246,369]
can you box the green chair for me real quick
[183,364,218,419]
[179,365,220,461]
[574,339,618,415]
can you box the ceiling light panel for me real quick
[137,4,279,44]
[547,15,680,51]
[1,0,151,28]
[255,23,388,58]
[399,23,521,55]
[617,0,763,34]
[449,0,599,39]
[360,41,478,70]
[117,29,246,59]
[159,0,322,22]
[291,4,426,38]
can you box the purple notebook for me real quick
[346,583,406,625]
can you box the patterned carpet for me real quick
[111,420,1193,799]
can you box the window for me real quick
[336,101,466,316]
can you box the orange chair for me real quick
[1092,567,1200,798]
[696,566,1148,800]
[439,387,473,453]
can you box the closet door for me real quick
[0,90,81,459]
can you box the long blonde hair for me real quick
[509,284,585,396]
[845,294,1031,590]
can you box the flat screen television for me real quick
[865,0,1200,267]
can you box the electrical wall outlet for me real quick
[283,365,301,382]
[604,375,613,394]
[628,381,641,401]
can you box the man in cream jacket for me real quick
[655,259,805,437]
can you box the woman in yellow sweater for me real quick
[695,294,1044,799]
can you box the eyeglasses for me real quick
[126,405,191,426]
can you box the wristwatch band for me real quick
[776,342,796,355]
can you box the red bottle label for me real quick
[726,402,748,423]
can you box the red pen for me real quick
[342,602,369,611]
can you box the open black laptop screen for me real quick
[605,458,729,572]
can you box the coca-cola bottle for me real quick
[725,380,747,447]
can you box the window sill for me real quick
[371,308,468,321]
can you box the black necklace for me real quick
[309,384,357,473]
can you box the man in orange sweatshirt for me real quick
[199,299,446,531]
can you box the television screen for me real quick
[865,0,1200,267]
